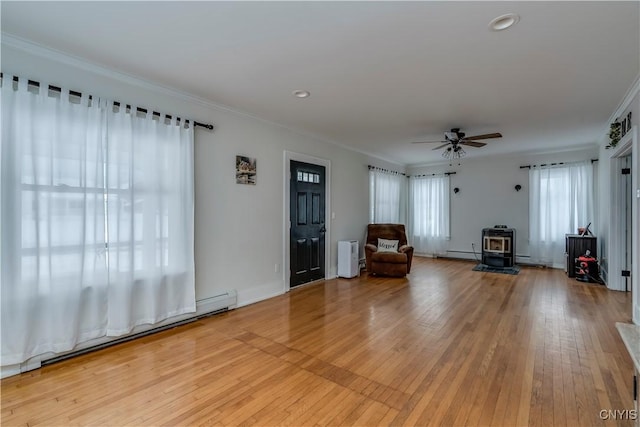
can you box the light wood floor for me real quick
[2,257,635,426]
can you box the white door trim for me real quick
[283,151,332,292]
[608,126,638,323]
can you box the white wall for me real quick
[1,41,403,311]
[408,146,599,263]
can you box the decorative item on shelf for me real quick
[578,222,592,236]
[606,120,621,149]
[620,111,632,139]
[515,184,522,192]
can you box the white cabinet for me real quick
[338,240,359,278]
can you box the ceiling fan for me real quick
[412,128,502,160]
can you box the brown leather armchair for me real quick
[365,224,414,277]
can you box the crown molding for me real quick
[1,32,402,166]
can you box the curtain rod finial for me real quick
[195,122,214,130]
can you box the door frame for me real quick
[608,126,638,323]
[283,151,331,292]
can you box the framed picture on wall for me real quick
[236,155,256,185]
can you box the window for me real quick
[409,175,450,255]
[529,161,595,266]
[1,76,195,365]
[298,171,320,183]
[369,168,407,224]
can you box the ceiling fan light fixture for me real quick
[442,145,466,160]
[489,13,520,31]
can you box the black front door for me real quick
[290,160,326,287]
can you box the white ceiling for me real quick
[2,1,639,165]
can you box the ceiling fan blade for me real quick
[461,132,502,140]
[432,143,450,150]
[411,140,447,144]
[460,141,486,148]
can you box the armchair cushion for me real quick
[377,238,399,253]
[370,251,407,264]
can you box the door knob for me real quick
[319,225,326,233]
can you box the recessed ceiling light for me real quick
[292,90,310,98]
[489,13,520,31]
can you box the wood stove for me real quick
[482,227,515,268]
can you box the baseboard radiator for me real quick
[427,250,548,268]
[38,290,237,368]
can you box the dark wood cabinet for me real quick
[565,234,597,277]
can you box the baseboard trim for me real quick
[236,280,286,308]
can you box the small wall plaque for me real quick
[236,155,256,185]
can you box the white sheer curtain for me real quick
[105,105,195,335]
[369,168,407,224]
[529,161,595,267]
[409,174,450,255]
[1,76,195,365]
[1,77,108,364]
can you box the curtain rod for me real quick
[368,165,406,176]
[519,159,598,169]
[411,172,456,177]
[1,74,214,130]
[367,165,456,178]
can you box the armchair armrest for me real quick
[364,244,378,272]
[399,245,414,273]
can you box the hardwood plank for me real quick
[1,257,634,426]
